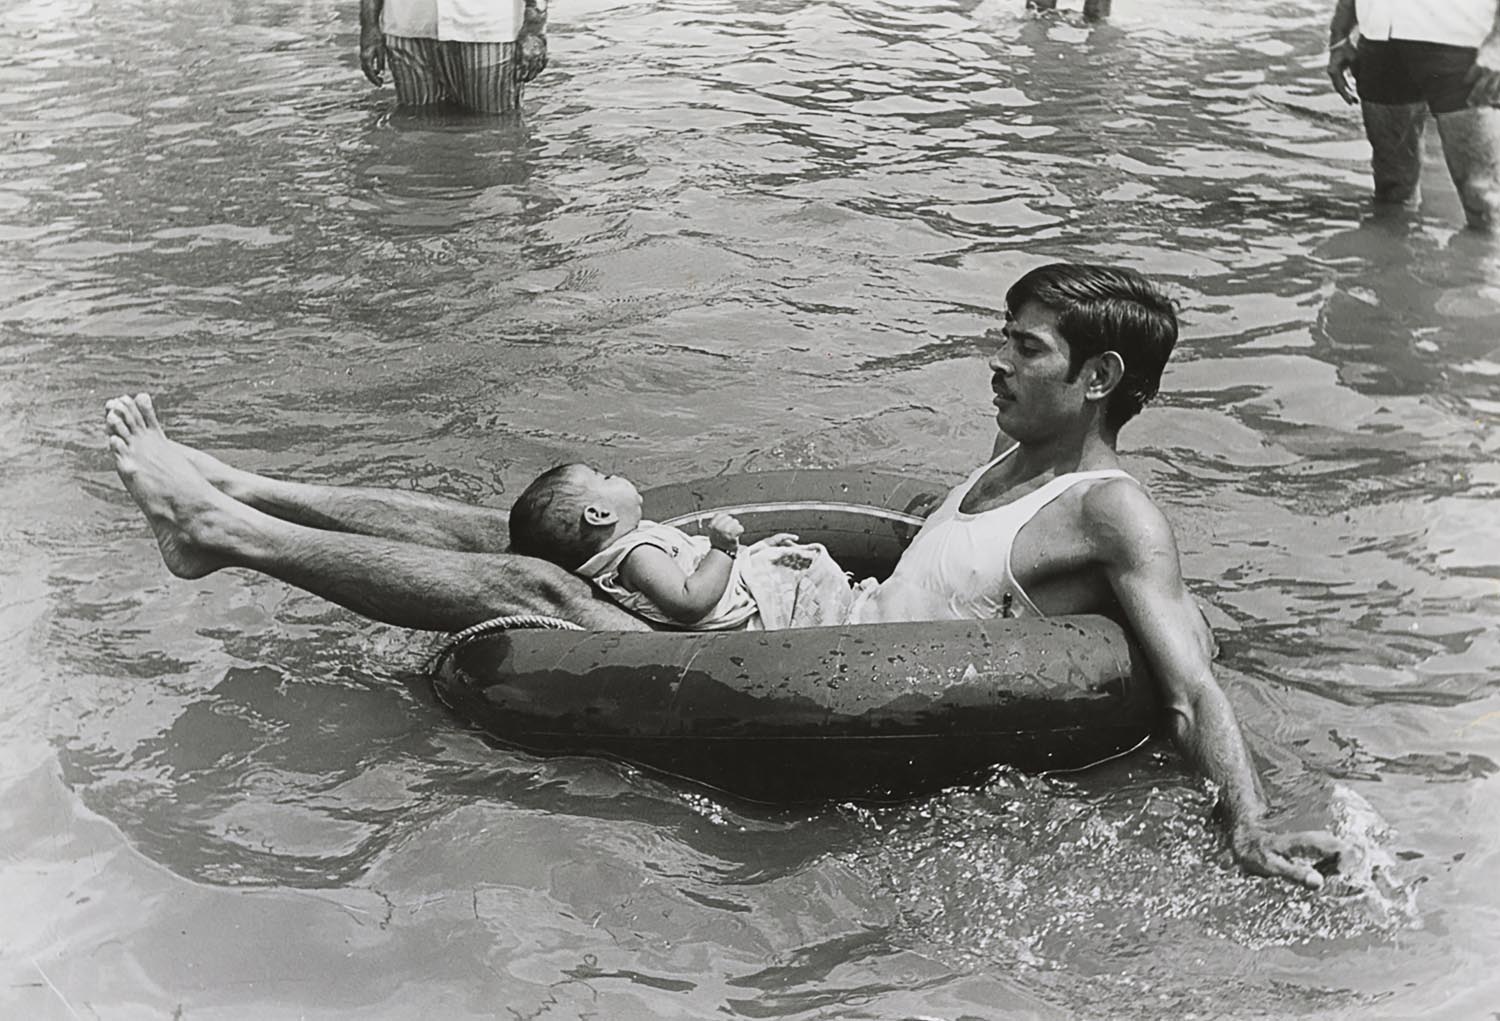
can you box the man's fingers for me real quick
[1281,860,1326,889]
[1237,827,1350,888]
[360,43,386,86]
[1463,63,1499,105]
[1262,829,1349,870]
[1474,72,1500,107]
[1280,830,1349,862]
[1246,847,1325,889]
[1328,69,1357,105]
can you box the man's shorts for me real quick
[1354,39,1478,115]
[384,35,521,114]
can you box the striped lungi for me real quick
[383,35,522,114]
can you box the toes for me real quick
[105,409,128,440]
[119,396,144,431]
[136,393,160,430]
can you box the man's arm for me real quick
[1084,480,1345,887]
[1327,0,1358,104]
[523,0,548,34]
[517,0,549,84]
[1467,0,1500,106]
[359,0,387,86]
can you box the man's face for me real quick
[988,301,1092,441]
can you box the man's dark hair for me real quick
[1005,263,1179,433]
[508,463,608,570]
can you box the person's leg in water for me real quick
[382,35,451,108]
[442,39,523,114]
[1024,0,1111,19]
[105,394,647,633]
[1362,101,1428,210]
[1351,40,1431,211]
[1435,106,1500,230]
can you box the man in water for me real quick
[359,0,549,114]
[105,262,1344,888]
[1326,0,1500,229]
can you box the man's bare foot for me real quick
[106,393,241,579]
[105,394,252,494]
[169,434,241,492]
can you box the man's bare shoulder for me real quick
[1077,474,1180,565]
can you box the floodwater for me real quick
[2,0,1497,1016]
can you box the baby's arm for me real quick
[618,514,742,624]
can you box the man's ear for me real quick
[582,503,618,528]
[1087,350,1126,399]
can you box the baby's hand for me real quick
[706,514,744,552]
[747,532,800,552]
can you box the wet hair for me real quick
[1005,263,1179,433]
[508,463,611,570]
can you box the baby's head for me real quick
[508,463,644,569]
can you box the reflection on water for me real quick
[3,0,1498,1016]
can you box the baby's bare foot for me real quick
[106,393,236,579]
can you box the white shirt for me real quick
[851,448,1131,625]
[1356,0,1497,47]
[382,0,524,43]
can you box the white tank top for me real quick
[854,448,1131,623]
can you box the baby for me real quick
[508,463,846,631]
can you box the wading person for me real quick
[1326,0,1500,229]
[105,262,1344,888]
[359,0,549,114]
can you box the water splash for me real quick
[840,768,1417,1015]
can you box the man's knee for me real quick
[1362,101,1427,202]
[483,556,646,630]
[1456,177,1500,228]
[1436,109,1500,229]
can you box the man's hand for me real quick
[360,23,387,86]
[1466,36,1500,107]
[1328,39,1358,104]
[517,31,548,84]
[1232,822,1348,889]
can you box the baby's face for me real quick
[576,466,644,531]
